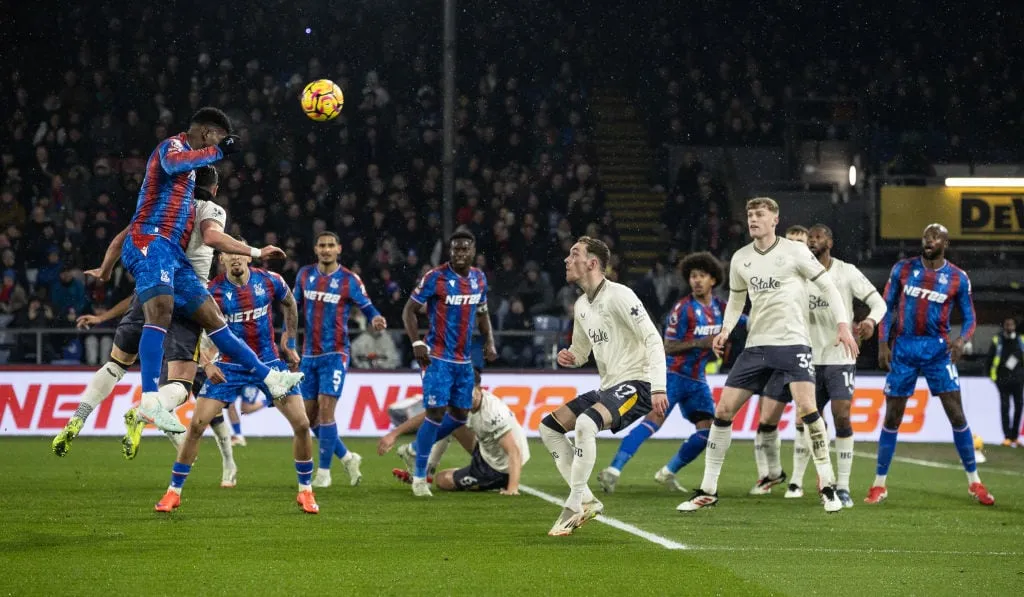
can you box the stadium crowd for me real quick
[0,1,609,365]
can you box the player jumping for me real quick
[866,223,994,506]
[155,247,317,513]
[382,370,528,495]
[542,236,669,536]
[752,224,886,507]
[598,252,733,494]
[293,231,383,488]
[677,197,859,514]
[402,229,498,497]
[120,107,301,434]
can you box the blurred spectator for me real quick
[499,297,534,368]
[0,269,28,316]
[351,328,399,370]
[51,267,87,315]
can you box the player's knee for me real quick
[210,415,225,426]
[448,407,470,421]
[540,413,566,434]
[693,416,713,430]
[834,421,853,438]
[436,470,456,491]
[292,417,310,437]
[644,411,665,427]
[424,406,446,423]
[186,422,206,441]
[714,400,736,420]
[577,412,601,440]
[757,423,778,434]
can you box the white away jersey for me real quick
[806,257,884,365]
[469,390,530,473]
[569,280,667,393]
[729,237,827,348]
[186,199,227,283]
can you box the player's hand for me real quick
[556,349,577,368]
[878,342,892,371]
[281,347,300,370]
[413,343,431,368]
[500,487,520,496]
[371,315,387,331]
[75,314,101,330]
[483,342,498,362]
[651,391,669,417]
[204,363,226,384]
[83,267,110,283]
[835,322,860,359]
[259,245,286,260]
[950,337,965,364]
[218,134,241,155]
[855,319,877,340]
[377,432,397,455]
[711,331,729,357]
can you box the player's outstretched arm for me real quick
[158,137,225,174]
[75,294,134,329]
[378,411,428,455]
[201,221,284,260]
[84,226,129,282]
[498,431,523,495]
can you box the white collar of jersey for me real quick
[446,263,471,278]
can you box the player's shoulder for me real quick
[671,294,693,312]
[469,266,487,282]
[195,199,226,220]
[207,273,227,289]
[730,242,756,260]
[296,264,312,278]
[162,133,187,150]
[606,280,639,301]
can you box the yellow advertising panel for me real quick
[880,186,1024,240]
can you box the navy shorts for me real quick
[566,380,653,433]
[452,447,509,491]
[727,345,815,394]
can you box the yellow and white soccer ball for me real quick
[300,79,344,121]
[973,434,987,464]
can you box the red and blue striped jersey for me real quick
[410,264,488,364]
[293,264,381,357]
[880,257,976,343]
[208,268,289,363]
[664,295,727,380]
[129,133,223,249]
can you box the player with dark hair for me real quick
[403,229,498,497]
[543,236,669,535]
[119,107,301,434]
[293,231,384,488]
[599,251,737,493]
[784,225,808,243]
[155,248,315,513]
[866,223,993,505]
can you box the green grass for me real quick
[1,435,1022,596]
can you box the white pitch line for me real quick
[691,546,1021,556]
[519,485,689,550]
[853,451,1024,477]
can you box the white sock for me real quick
[873,474,887,488]
[157,383,189,411]
[165,430,185,450]
[763,430,782,478]
[792,425,811,487]
[835,435,854,491]
[167,485,182,495]
[318,467,330,475]
[211,418,236,470]
[967,470,981,484]
[567,416,599,512]
[753,431,769,479]
[540,423,575,486]
[75,361,126,420]
[699,423,733,494]
[428,436,451,473]
[805,417,836,487]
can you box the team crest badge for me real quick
[938,273,949,285]
[774,255,786,267]
[330,279,339,289]
[913,269,920,278]
[254,284,266,297]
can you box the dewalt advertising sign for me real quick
[881,186,1024,240]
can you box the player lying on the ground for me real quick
[154,246,318,514]
[53,166,249,478]
[867,223,993,506]
[751,224,886,509]
[293,231,380,489]
[121,108,300,434]
[542,236,669,536]
[599,252,742,494]
[379,370,527,494]
[677,197,859,515]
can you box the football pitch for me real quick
[2,436,1021,596]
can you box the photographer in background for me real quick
[987,317,1024,447]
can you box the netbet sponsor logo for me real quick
[306,290,342,304]
[226,304,270,322]
[444,294,482,306]
[903,285,948,303]
[694,324,721,336]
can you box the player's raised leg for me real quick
[601,412,664,493]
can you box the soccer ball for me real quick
[301,79,344,121]
[973,434,984,451]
